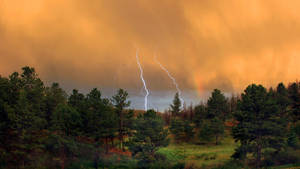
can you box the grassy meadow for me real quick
[158,131,237,169]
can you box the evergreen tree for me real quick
[207,89,229,121]
[123,109,135,138]
[85,88,114,168]
[49,104,82,168]
[276,83,290,111]
[194,104,206,128]
[183,120,195,142]
[111,89,131,151]
[229,94,238,116]
[232,84,287,167]
[170,118,185,142]
[170,93,181,116]
[288,82,300,122]
[68,89,86,110]
[199,118,224,145]
[169,93,194,142]
[98,99,118,154]
[50,104,81,137]
[2,67,48,168]
[200,89,228,145]
[0,76,14,167]
[170,118,194,142]
[85,88,105,137]
[44,83,67,126]
[68,89,87,133]
[128,110,169,166]
[199,120,214,142]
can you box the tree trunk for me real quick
[94,143,99,169]
[256,134,262,168]
[105,137,109,154]
[119,126,123,150]
[110,137,114,147]
[216,135,219,145]
[256,143,262,168]
[60,146,66,169]
[119,110,124,151]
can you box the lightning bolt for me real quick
[154,54,184,108]
[136,50,149,111]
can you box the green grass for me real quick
[158,136,238,168]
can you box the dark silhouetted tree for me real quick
[170,93,181,116]
[111,89,131,151]
[128,110,169,166]
[194,104,206,128]
[200,89,228,145]
[288,82,300,122]
[207,89,229,121]
[44,83,67,126]
[232,84,287,168]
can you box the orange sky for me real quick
[1,0,300,97]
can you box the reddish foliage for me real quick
[108,148,132,157]
[76,136,95,144]
[225,120,238,127]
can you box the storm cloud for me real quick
[1,0,300,109]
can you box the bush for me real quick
[171,162,185,169]
[262,149,300,167]
[287,131,299,149]
[293,121,300,137]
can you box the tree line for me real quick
[0,66,299,169]
[166,82,300,168]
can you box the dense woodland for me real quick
[0,66,300,169]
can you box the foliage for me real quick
[194,104,206,127]
[288,82,300,122]
[51,104,81,136]
[170,93,181,116]
[198,89,227,145]
[1,67,300,169]
[128,110,169,166]
[111,89,131,151]
[232,84,288,167]
[207,89,229,121]
[170,118,194,142]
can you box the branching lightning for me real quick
[154,54,184,107]
[136,50,149,111]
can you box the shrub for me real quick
[262,149,300,167]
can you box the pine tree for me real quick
[111,89,131,151]
[169,93,194,142]
[128,110,169,166]
[97,102,118,154]
[49,104,82,168]
[170,93,181,116]
[194,104,206,128]
[288,82,300,122]
[170,118,185,141]
[207,89,229,121]
[50,104,82,137]
[44,83,67,126]
[232,84,287,167]
[183,120,195,142]
[68,89,87,133]
[3,67,48,168]
[200,89,228,145]
[275,83,290,119]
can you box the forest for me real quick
[0,66,300,169]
